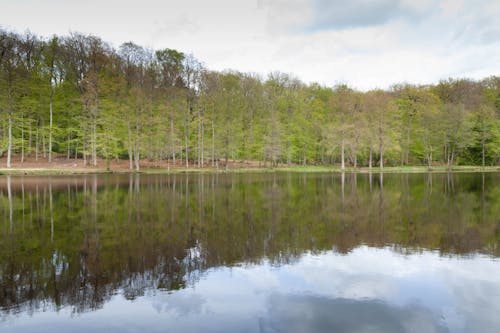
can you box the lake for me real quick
[0,172,499,333]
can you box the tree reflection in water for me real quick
[0,172,498,314]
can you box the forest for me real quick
[1,29,500,170]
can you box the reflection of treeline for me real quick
[0,173,499,314]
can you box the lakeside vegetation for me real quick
[1,164,499,176]
[1,29,499,172]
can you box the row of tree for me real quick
[1,29,499,170]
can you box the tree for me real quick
[0,28,499,170]
[119,41,147,170]
[263,74,284,167]
[412,89,441,168]
[43,36,59,162]
[0,30,20,168]
[156,48,185,167]
[181,54,202,168]
[363,90,398,169]
[433,79,480,168]
[331,85,357,170]
[394,85,420,166]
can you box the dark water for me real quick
[0,172,499,333]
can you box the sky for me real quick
[1,0,499,90]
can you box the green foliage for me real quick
[0,29,499,168]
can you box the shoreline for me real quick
[1,165,499,176]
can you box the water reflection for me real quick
[262,294,447,333]
[2,247,498,333]
[0,172,499,332]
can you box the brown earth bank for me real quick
[0,155,499,174]
[0,155,269,172]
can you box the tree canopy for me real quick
[1,29,499,169]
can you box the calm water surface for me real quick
[0,172,499,333]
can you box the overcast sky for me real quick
[1,0,499,90]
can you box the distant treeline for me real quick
[1,29,499,169]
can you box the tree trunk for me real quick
[404,117,411,165]
[341,137,345,170]
[303,143,307,166]
[185,101,189,169]
[49,90,53,163]
[379,135,384,170]
[212,119,215,167]
[28,122,32,158]
[225,135,229,171]
[83,138,87,166]
[128,122,133,170]
[197,107,201,167]
[7,114,12,168]
[378,117,384,169]
[369,145,373,169]
[67,133,71,160]
[185,134,189,169]
[21,117,24,163]
[201,117,204,168]
[92,116,97,167]
[105,129,111,171]
[428,149,432,169]
[443,135,447,165]
[287,141,291,166]
[170,105,175,165]
[447,146,454,169]
[134,145,140,171]
[35,125,39,161]
[482,138,485,167]
[156,133,161,168]
[135,122,140,171]
[42,118,46,159]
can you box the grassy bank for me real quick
[273,165,500,173]
[1,165,499,176]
